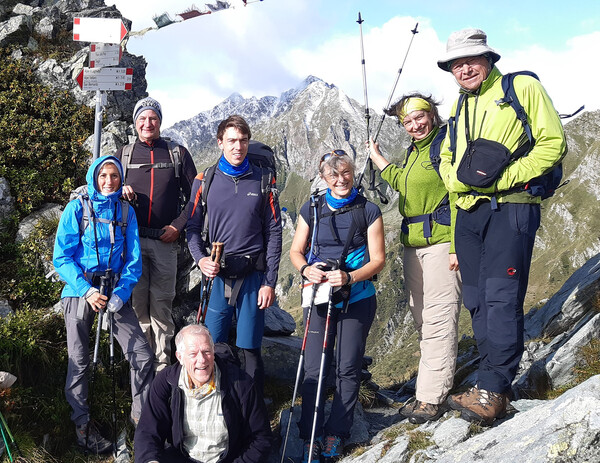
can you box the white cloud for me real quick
[501,31,600,120]
[106,3,599,128]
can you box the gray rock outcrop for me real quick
[16,203,62,243]
[0,299,14,318]
[513,252,600,398]
[299,375,600,463]
[0,178,15,229]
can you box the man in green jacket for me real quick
[437,28,566,425]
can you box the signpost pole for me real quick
[92,90,104,160]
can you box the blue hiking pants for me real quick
[205,271,265,390]
[455,201,540,394]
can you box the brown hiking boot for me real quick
[459,389,508,426]
[399,397,418,418]
[447,386,479,412]
[408,401,447,424]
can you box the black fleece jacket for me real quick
[134,344,272,463]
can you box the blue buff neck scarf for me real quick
[325,187,358,209]
[218,155,250,177]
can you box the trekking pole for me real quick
[109,310,117,458]
[85,301,104,454]
[0,415,13,462]
[372,22,419,142]
[355,12,389,205]
[280,265,322,463]
[197,242,224,324]
[96,270,118,457]
[0,410,22,461]
[308,259,340,458]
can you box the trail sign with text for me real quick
[73,17,128,44]
[76,67,133,91]
[89,43,122,68]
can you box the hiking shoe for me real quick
[399,397,418,418]
[302,437,322,463]
[447,386,479,412]
[408,401,446,424]
[75,421,113,454]
[459,389,508,426]
[322,435,343,460]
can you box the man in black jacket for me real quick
[117,97,197,373]
[134,324,272,463]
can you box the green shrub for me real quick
[0,308,134,458]
[0,47,93,217]
[0,216,62,309]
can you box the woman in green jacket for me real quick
[369,93,462,424]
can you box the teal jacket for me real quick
[53,156,141,303]
[381,127,457,251]
[439,66,567,211]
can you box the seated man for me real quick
[134,324,272,463]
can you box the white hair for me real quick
[175,324,214,353]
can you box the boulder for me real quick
[264,302,296,335]
[12,3,35,16]
[33,15,55,39]
[432,375,600,463]
[0,178,15,229]
[513,253,600,397]
[0,15,32,48]
[546,313,600,388]
[524,252,600,340]
[0,299,14,319]
[16,203,62,243]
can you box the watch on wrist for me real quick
[300,264,310,277]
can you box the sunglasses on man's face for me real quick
[320,149,348,163]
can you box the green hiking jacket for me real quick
[381,127,457,252]
[438,66,566,211]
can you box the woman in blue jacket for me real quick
[53,155,154,454]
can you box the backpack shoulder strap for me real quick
[77,194,91,235]
[118,199,129,260]
[166,139,182,179]
[402,143,416,169]
[201,164,218,206]
[340,195,368,265]
[258,166,277,219]
[121,143,135,181]
[497,71,539,145]
[119,199,129,232]
[448,94,466,164]
[190,171,205,219]
[200,163,218,243]
[429,124,448,177]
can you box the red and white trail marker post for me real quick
[73,17,131,160]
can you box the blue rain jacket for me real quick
[53,155,142,303]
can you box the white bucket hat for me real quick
[438,28,500,72]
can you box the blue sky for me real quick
[107,0,599,128]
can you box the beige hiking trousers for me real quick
[132,237,178,372]
[404,242,462,405]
